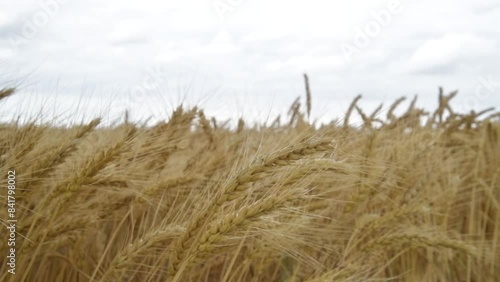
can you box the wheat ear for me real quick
[168,138,334,278]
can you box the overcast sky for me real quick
[0,0,499,125]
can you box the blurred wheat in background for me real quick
[0,78,499,281]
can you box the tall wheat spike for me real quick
[304,73,312,119]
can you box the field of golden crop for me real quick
[1,85,499,282]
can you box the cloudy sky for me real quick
[0,0,499,125]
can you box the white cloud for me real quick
[0,12,11,27]
[264,54,346,73]
[195,30,239,55]
[155,49,181,63]
[110,19,149,44]
[0,47,14,59]
[406,33,496,74]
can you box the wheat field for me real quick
[0,84,499,282]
